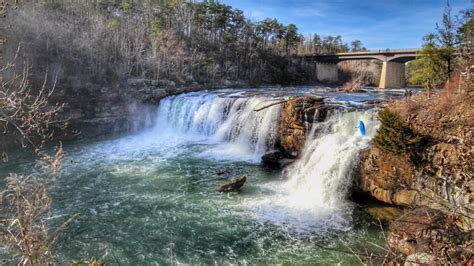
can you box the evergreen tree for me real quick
[436,1,458,79]
[409,34,445,93]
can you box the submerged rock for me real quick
[261,152,296,169]
[217,176,246,192]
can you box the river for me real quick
[1,87,408,264]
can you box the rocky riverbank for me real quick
[262,87,473,264]
[62,79,243,138]
[357,89,473,264]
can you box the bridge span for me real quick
[300,49,420,89]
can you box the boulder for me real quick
[261,152,296,169]
[364,205,404,223]
[217,176,246,192]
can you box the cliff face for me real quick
[51,78,212,139]
[277,97,327,156]
[357,93,473,226]
[357,90,473,263]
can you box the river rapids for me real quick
[0,87,407,264]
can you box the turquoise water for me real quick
[0,87,399,264]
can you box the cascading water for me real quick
[154,92,282,162]
[284,110,379,208]
[155,91,380,233]
[251,109,379,233]
[2,88,397,264]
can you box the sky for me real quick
[220,0,472,49]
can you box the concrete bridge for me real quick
[300,49,420,89]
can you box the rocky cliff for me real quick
[357,93,473,225]
[356,90,473,264]
[277,96,328,156]
[51,78,223,139]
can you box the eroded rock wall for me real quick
[277,96,327,156]
[53,78,213,138]
[357,102,473,230]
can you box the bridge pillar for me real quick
[379,62,405,89]
[316,63,338,82]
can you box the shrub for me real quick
[373,108,426,159]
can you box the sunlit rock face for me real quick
[357,147,418,206]
[355,101,473,239]
[277,97,328,156]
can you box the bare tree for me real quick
[0,3,75,264]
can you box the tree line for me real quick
[408,2,473,91]
[3,0,366,87]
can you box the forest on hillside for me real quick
[2,0,365,87]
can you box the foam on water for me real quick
[1,88,396,264]
[151,91,380,233]
[249,110,379,233]
[154,92,281,162]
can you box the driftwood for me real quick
[217,176,246,192]
[253,96,326,112]
[253,99,292,112]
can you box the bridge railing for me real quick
[365,48,420,53]
[336,48,420,55]
[300,48,420,57]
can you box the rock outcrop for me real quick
[357,90,473,264]
[260,96,333,166]
[358,147,418,206]
[277,96,328,156]
[357,105,473,229]
[261,151,296,169]
[387,206,473,264]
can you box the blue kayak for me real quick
[359,120,366,136]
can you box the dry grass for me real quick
[0,144,77,265]
[387,75,473,146]
[1,8,74,262]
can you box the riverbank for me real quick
[356,85,473,264]
[2,83,470,264]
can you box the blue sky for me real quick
[220,0,472,49]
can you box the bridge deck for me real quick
[300,48,420,63]
[300,49,420,57]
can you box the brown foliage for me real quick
[1,45,68,151]
[1,8,72,263]
[387,75,473,147]
[0,144,75,265]
[338,60,381,89]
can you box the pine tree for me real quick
[436,1,458,79]
[409,34,445,94]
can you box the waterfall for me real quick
[282,110,379,208]
[252,109,379,233]
[154,91,380,233]
[154,92,281,162]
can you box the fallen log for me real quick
[253,99,292,112]
[217,176,246,192]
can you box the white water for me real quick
[250,110,379,233]
[153,91,379,233]
[154,92,281,162]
